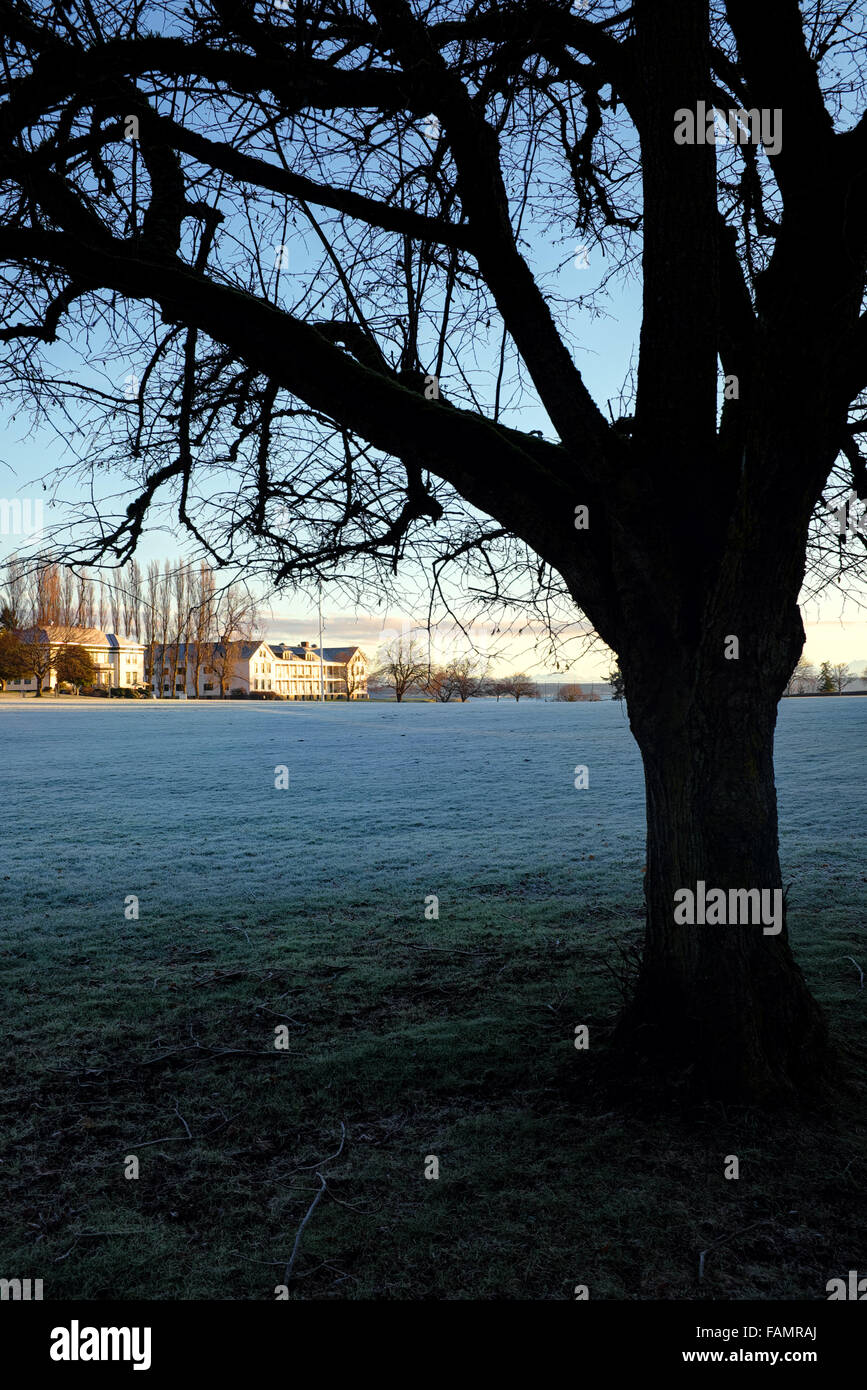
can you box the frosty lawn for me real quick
[1,698,865,1298]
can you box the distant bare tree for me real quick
[30,563,61,627]
[211,583,258,697]
[171,561,190,696]
[108,579,122,635]
[123,559,142,641]
[447,653,488,702]
[17,594,79,695]
[482,676,510,702]
[373,636,428,703]
[1,559,28,629]
[76,571,94,629]
[785,657,816,696]
[156,561,174,697]
[144,561,160,692]
[17,628,55,696]
[96,579,109,632]
[502,673,538,702]
[191,562,216,697]
[832,662,853,694]
[337,648,366,700]
[419,665,458,701]
[60,567,77,627]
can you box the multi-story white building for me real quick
[151,639,368,699]
[9,627,145,692]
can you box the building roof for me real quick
[25,625,143,648]
[153,640,263,660]
[268,643,363,662]
[151,640,365,666]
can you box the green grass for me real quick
[1,890,865,1300]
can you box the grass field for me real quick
[1,697,865,1299]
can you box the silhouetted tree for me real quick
[3,0,867,1097]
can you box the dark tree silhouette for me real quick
[1,0,866,1098]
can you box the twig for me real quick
[842,955,864,989]
[283,1174,327,1285]
[127,1109,243,1150]
[290,1120,347,1173]
[698,1218,771,1282]
[127,1134,191,1150]
[404,945,494,956]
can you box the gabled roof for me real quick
[153,640,262,660]
[23,625,143,648]
[149,639,365,666]
[270,644,363,662]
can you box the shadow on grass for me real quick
[1,896,865,1299]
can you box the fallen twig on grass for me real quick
[403,944,496,956]
[697,1213,796,1282]
[290,1121,347,1174]
[842,956,864,989]
[283,1173,327,1285]
[126,1109,244,1150]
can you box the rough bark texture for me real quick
[622,691,829,1100]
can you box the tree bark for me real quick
[616,600,830,1101]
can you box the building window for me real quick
[204,682,214,691]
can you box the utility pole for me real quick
[318,583,325,702]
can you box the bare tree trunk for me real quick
[76,570,94,629]
[615,603,829,1100]
[108,580,121,634]
[192,562,215,698]
[144,560,159,693]
[157,561,173,698]
[60,566,76,627]
[97,579,109,632]
[172,561,189,696]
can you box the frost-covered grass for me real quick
[0,697,865,1299]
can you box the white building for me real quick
[9,627,145,692]
[151,639,368,699]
